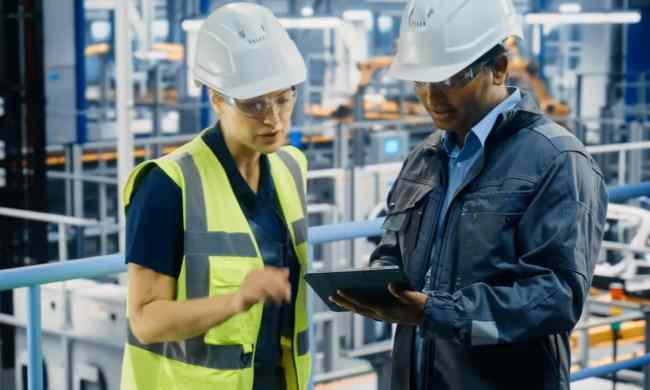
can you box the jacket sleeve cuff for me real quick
[423,292,467,343]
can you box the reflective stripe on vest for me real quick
[276,149,307,246]
[127,153,258,370]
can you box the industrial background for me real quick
[2,0,650,389]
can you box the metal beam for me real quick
[116,0,134,251]
[74,0,87,144]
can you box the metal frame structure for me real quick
[4,215,650,390]
[0,207,103,389]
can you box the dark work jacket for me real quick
[370,92,608,390]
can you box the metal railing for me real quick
[0,207,114,389]
[0,207,101,262]
[4,219,650,389]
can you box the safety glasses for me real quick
[414,59,492,96]
[223,86,297,120]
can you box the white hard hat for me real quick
[192,3,307,100]
[388,0,524,83]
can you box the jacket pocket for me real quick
[204,258,263,346]
[456,190,534,287]
[382,179,434,260]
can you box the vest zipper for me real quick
[292,266,302,389]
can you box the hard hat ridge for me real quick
[407,0,436,32]
[388,0,524,83]
[192,2,307,100]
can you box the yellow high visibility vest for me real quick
[120,130,311,390]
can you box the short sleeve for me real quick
[125,166,184,278]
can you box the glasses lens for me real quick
[237,98,268,117]
[448,66,478,88]
[235,88,296,119]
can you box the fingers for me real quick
[388,284,428,308]
[388,283,409,304]
[265,268,291,304]
[336,290,374,311]
[329,294,380,321]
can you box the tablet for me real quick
[304,266,408,312]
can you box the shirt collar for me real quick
[442,88,522,156]
[202,123,275,211]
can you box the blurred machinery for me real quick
[306,56,427,122]
[505,38,572,121]
[593,203,650,294]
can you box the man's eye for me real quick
[244,101,265,112]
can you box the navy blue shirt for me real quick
[125,124,298,371]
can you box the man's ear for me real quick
[491,54,509,86]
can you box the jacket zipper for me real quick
[432,151,485,290]
[421,155,447,390]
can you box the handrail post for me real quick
[58,223,68,261]
[26,285,43,390]
[57,222,71,388]
[99,181,108,254]
[578,309,590,369]
[618,150,627,186]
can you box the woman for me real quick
[120,3,311,390]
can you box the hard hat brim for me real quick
[226,70,306,100]
[386,59,471,84]
[195,67,306,100]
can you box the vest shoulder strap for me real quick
[274,146,307,214]
[122,137,203,210]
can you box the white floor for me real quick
[572,379,641,389]
[317,374,643,390]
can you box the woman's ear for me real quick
[209,90,225,115]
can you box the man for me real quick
[331,1,608,389]
[120,4,311,390]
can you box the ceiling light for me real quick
[301,6,314,17]
[181,19,203,32]
[279,17,343,30]
[558,3,582,13]
[525,11,641,25]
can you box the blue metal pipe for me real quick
[27,286,43,390]
[0,254,123,291]
[608,182,650,203]
[309,219,384,245]
[570,353,650,381]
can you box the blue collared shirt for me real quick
[435,89,522,239]
[413,89,522,390]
